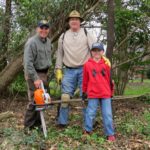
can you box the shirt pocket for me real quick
[37,48,45,60]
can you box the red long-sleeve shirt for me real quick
[82,58,114,98]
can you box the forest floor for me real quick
[0,80,150,150]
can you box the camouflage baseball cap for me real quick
[38,20,50,27]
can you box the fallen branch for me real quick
[34,94,148,107]
[0,111,14,121]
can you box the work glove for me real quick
[102,56,111,67]
[82,93,87,110]
[82,92,87,101]
[56,69,63,84]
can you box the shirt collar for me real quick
[36,34,47,43]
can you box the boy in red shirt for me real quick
[82,43,115,141]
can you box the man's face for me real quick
[69,18,81,31]
[36,26,50,38]
[91,49,104,59]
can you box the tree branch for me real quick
[112,52,150,69]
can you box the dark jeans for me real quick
[24,72,48,128]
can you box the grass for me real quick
[117,110,150,140]
[124,79,150,96]
[1,78,150,149]
[1,108,149,149]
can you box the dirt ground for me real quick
[0,96,150,150]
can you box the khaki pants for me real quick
[24,72,48,128]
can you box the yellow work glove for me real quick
[56,69,63,84]
[102,56,111,67]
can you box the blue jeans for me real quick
[57,67,83,125]
[84,98,114,136]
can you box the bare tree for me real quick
[1,0,12,52]
[106,0,115,61]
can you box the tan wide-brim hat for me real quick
[66,10,84,22]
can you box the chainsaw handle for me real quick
[40,81,46,93]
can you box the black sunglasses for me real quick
[40,26,49,30]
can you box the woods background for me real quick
[0,0,150,96]
[0,1,150,150]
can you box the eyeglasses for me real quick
[40,26,49,30]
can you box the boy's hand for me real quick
[102,56,111,67]
[82,92,87,100]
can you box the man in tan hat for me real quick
[55,10,110,126]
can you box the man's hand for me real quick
[34,79,42,88]
[56,69,63,84]
[102,56,111,67]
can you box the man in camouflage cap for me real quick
[24,20,51,130]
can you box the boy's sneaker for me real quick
[107,135,116,142]
[83,130,92,135]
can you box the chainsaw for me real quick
[34,81,51,105]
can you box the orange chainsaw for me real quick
[34,82,51,105]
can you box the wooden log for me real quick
[34,94,149,107]
[0,111,14,121]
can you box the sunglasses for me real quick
[40,26,49,30]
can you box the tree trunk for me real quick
[0,0,12,71]
[106,0,115,61]
[1,0,12,52]
[0,54,23,94]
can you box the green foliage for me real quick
[117,110,150,139]
[113,1,150,95]
[70,114,81,121]
[21,128,41,146]
[47,125,105,148]
[3,128,14,137]
[86,133,105,145]
[124,79,150,95]
[63,126,82,140]
[9,71,27,95]
[49,80,61,98]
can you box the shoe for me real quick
[107,135,116,142]
[56,124,67,129]
[83,130,92,135]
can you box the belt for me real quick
[36,68,49,73]
[65,65,83,69]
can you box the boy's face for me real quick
[91,48,104,59]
